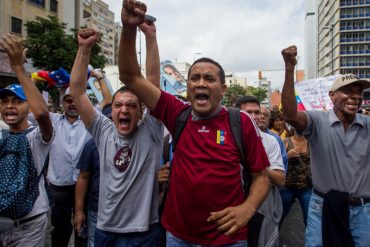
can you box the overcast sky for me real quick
[104,0,305,89]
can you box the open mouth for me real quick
[119,118,131,129]
[3,111,17,121]
[195,93,209,104]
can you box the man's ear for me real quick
[221,83,227,97]
[328,91,336,103]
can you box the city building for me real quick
[296,70,305,82]
[270,90,282,108]
[224,72,248,88]
[257,70,271,107]
[305,0,318,79]
[114,22,122,65]
[88,0,115,65]
[0,0,90,87]
[317,0,370,79]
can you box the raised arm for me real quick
[0,34,53,141]
[139,20,160,88]
[118,0,161,111]
[69,29,99,128]
[91,70,112,109]
[281,46,307,132]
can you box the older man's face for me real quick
[329,83,363,117]
[259,106,270,131]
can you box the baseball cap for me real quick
[0,84,27,101]
[62,87,71,100]
[331,74,370,91]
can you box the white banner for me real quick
[294,75,341,111]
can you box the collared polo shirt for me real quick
[47,113,91,186]
[303,109,370,197]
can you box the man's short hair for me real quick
[188,57,226,84]
[112,86,142,106]
[235,95,260,109]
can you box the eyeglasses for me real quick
[64,98,74,104]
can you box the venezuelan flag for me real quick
[216,130,226,145]
[295,93,306,111]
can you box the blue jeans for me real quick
[87,210,97,247]
[279,187,312,226]
[305,193,370,247]
[166,231,248,247]
[94,223,162,247]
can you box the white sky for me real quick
[104,0,305,90]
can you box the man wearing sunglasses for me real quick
[40,87,92,247]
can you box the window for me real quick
[11,17,22,35]
[50,0,58,13]
[28,0,45,8]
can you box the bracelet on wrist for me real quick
[97,76,104,81]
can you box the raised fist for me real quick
[77,29,99,48]
[121,0,147,26]
[0,33,27,69]
[282,45,297,70]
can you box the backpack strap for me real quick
[38,152,50,180]
[172,106,192,153]
[159,106,191,217]
[162,133,171,164]
[228,107,251,195]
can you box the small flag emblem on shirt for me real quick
[216,130,226,145]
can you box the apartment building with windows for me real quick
[318,0,370,79]
[89,0,115,65]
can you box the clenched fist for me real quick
[121,0,147,27]
[282,45,297,71]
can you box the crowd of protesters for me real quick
[1,1,370,247]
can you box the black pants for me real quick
[49,183,86,247]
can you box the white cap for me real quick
[331,74,370,91]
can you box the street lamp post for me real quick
[324,24,334,75]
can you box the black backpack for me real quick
[0,128,46,219]
[159,107,251,216]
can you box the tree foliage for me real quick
[223,84,268,107]
[24,15,107,72]
[247,86,268,103]
[223,84,248,107]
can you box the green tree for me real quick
[23,16,107,107]
[24,15,107,72]
[223,84,248,107]
[248,86,268,103]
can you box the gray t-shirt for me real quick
[88,111,163,233]
[303,109,370,197]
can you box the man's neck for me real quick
[192,105,222,121]
[334,108,355,131]
[9,121,30,133]
[66,115,78,124]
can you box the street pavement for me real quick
[279,200,305,247]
